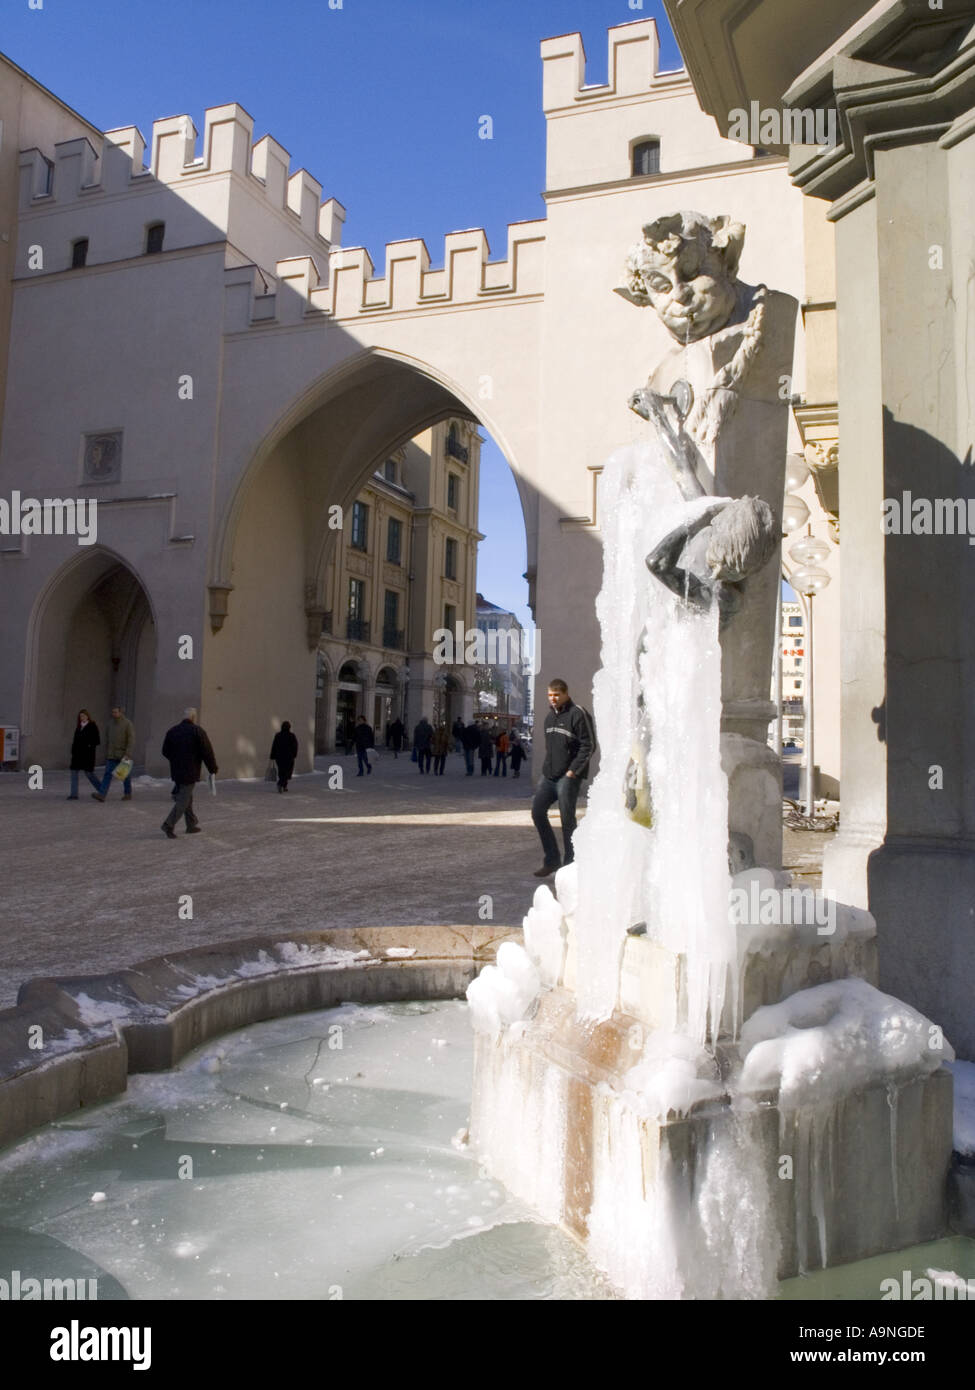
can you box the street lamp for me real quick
[788,534,831,816]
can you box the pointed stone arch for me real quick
[23,546,158,770]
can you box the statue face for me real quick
[618,213,745,343]
[640,245,737,342]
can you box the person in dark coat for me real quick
[478,725,495,776]
[388,717,404,758]
[354,715,374,776]
[451,717,465,754]
[269,720,298,793]
[413,717,433,774]
[160,708,218,838]
[68,709,101,799]
[462,720,480,776]
[509,730,526,779]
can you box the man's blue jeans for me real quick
[98,758,132,796]
[531,774,581,867]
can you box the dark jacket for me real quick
[162,719,218,785]
[354,721,374,751]
[70,719,100,772]
[462,722,481,751]
[270,729,298,771]
[451,719,465,740]
[387,719,404,750]
[510,736,525,767]
[414,719,433,751]
[541,699,593,781]
[478,728,494,759]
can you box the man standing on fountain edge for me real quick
[531,679,594,877]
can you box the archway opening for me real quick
[29,550,157,771]
[207,353,532,777]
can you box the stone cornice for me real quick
[787,25,975,208]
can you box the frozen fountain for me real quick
[468,213,954,1299]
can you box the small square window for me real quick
[631,140,660,177]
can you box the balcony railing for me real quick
[446,435,469,464]
[346,618,370,642]
[382,627,404,650]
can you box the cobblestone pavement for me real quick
[0,750,830,1008]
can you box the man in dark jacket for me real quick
[461,720,480,776]
[354,715,374,776]
[270,720,299,793]
[531,679,594,876]
[161,708,218,838]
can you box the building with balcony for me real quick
[315,418,482,750]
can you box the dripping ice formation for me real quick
[572,437,735,1038]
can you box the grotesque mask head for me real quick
[617,212,745,342]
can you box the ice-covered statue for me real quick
[616,212,795,871]
[468,213,952,1304]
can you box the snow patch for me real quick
[739,976,952,1108]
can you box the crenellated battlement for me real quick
[541,18,683,112]
[17,102,346,249]
[226,220,546,330]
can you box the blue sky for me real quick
[3,0,682,630]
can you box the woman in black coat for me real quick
[68,709,101,799]
[269,720,299,793]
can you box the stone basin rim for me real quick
[0,924,520,1151]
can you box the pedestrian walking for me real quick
[478,724,494,776]
[510,729,525,779]
[388,717,404,758]
[531,679,594,876]
[67,710,101,799]
[414,716,433,774]
[494,728,510,777]
[160,708,218,838]
[91,705,135,801]
[462,720,480,776]
[269,720,298,792]
[432,722,450,775]
[354,715,374,776]
[451,717,465,754]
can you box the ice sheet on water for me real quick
[738,976,953,1108]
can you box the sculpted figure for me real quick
[616,212,793,869]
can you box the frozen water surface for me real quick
[0,1001,616,1301]
[1,999,971,1301]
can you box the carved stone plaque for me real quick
[82,432,122,484]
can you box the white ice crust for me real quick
[739,976,953,1107]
